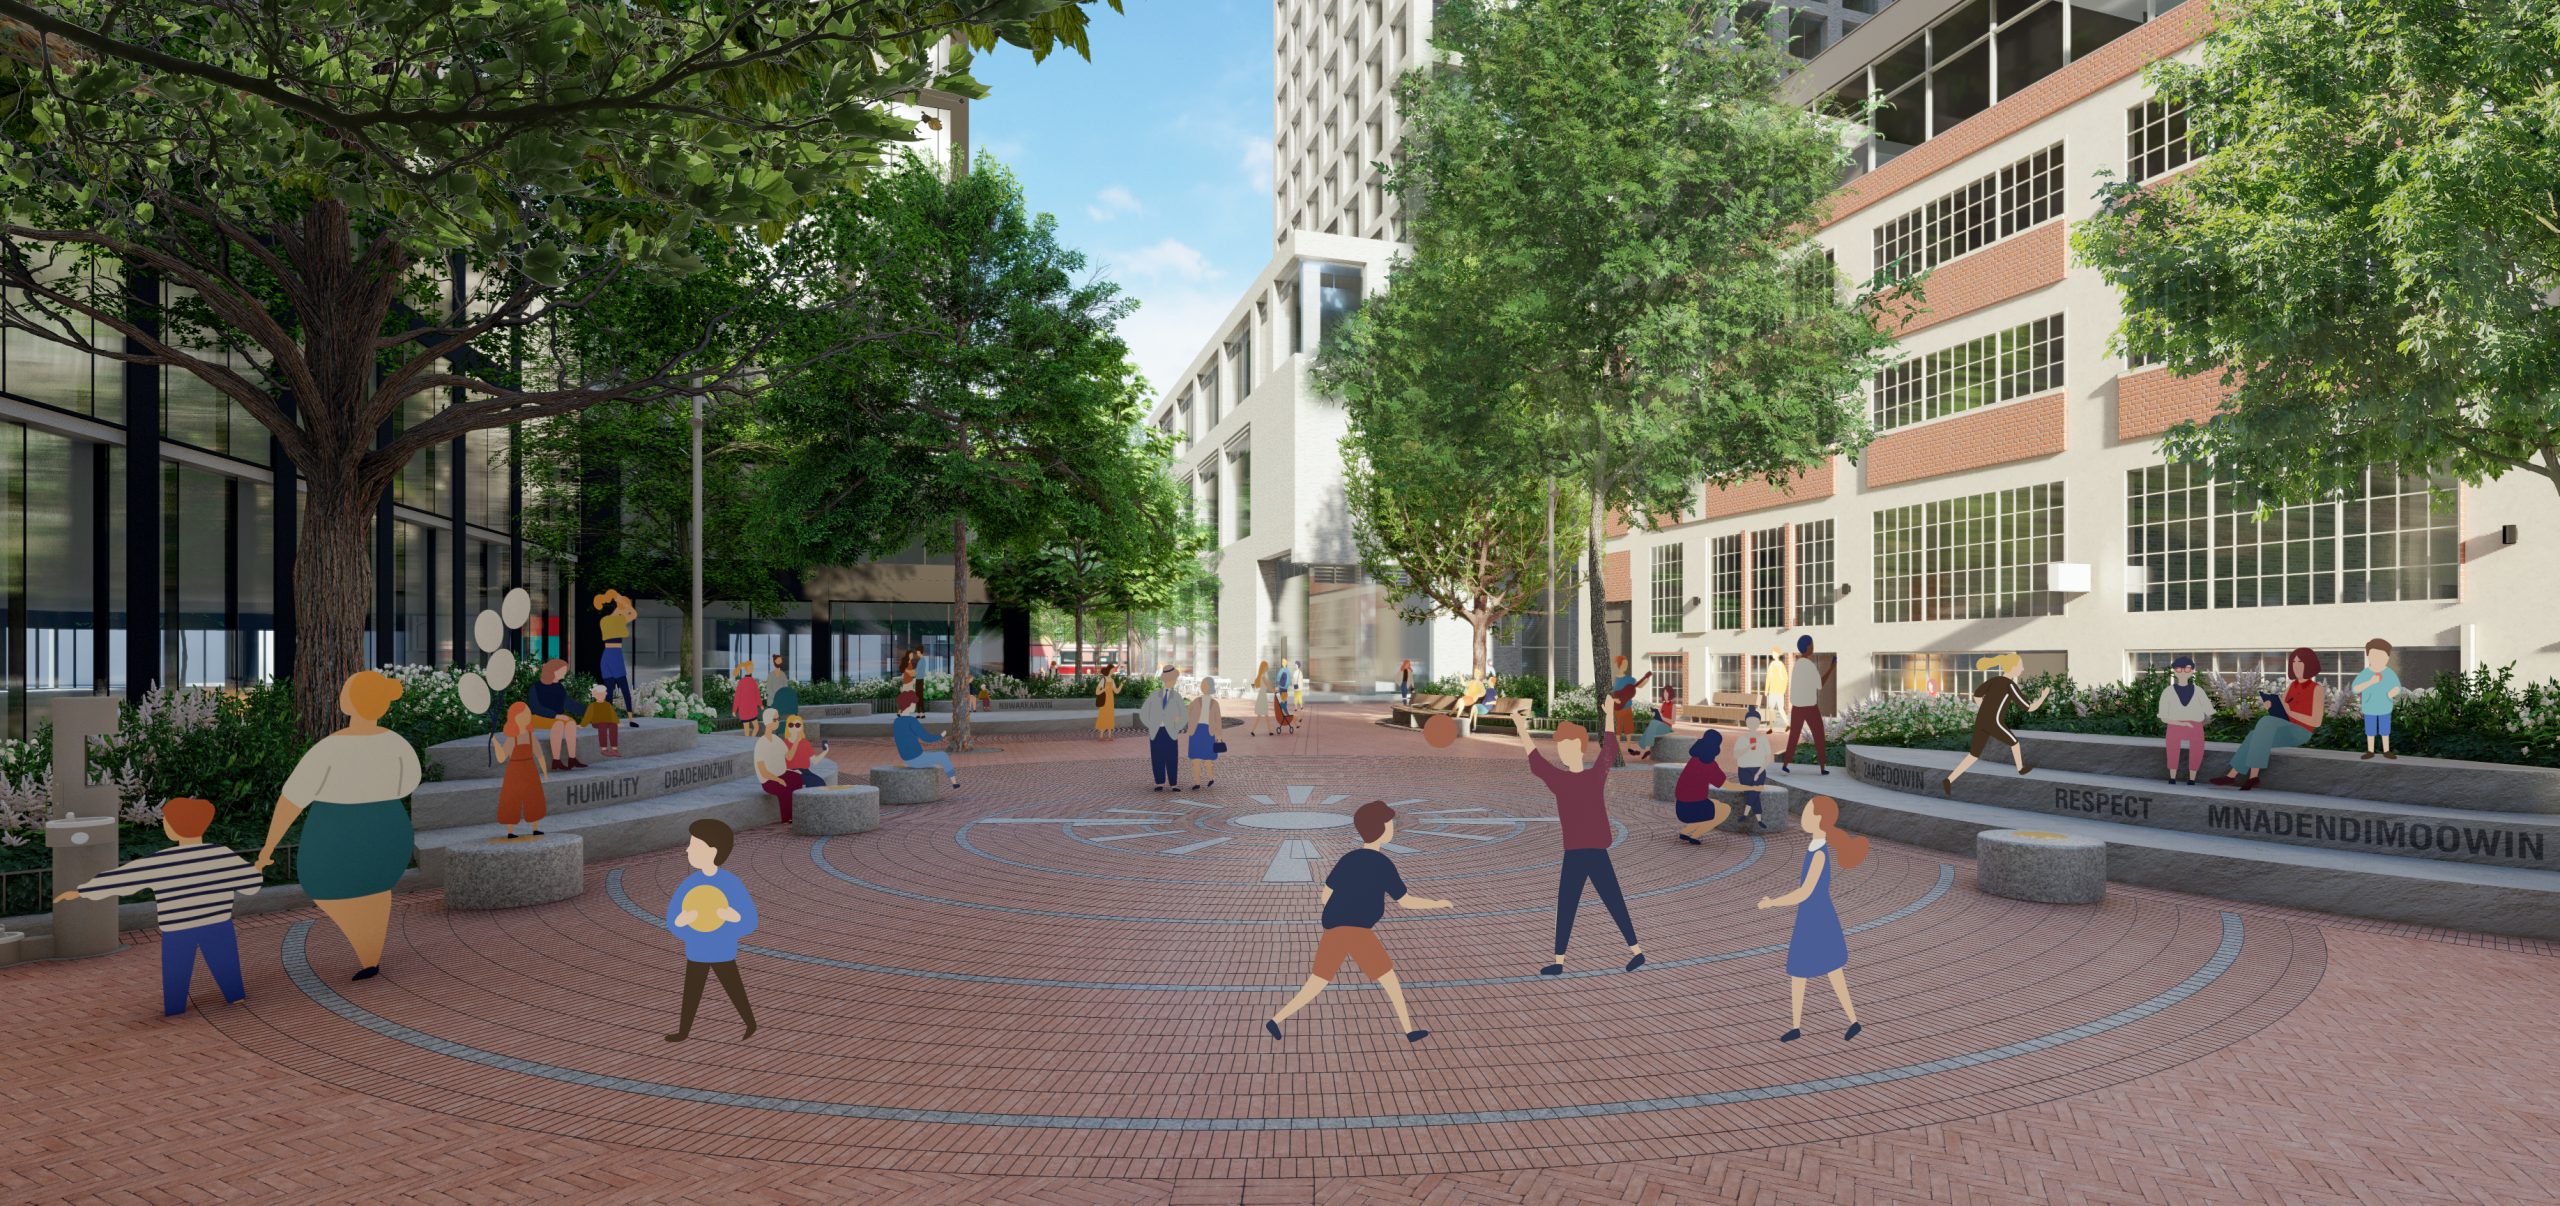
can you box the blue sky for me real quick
[972,1,1275,400]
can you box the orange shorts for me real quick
[1311,925,1394,982]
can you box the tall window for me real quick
[1230,446,1252,540]
[1875,651,2056,698]
[1318,265,1363,346]
[1749,525,1786,628]
[1714,653,1746,694]
[1873,482,2066,623]
[1710,533,1742,630]
[1176,394,1193,452]
[1873,315,2065,431]
[1228,323,1253,397]
[1201,471,1220,544]
[1872,144,2064,279]
[2132,466,2458,611]
[1824,4,2158,177]
[2127,97,2192,183]
[1794,519,1836,626]
[1650,542,1686,633]
[1199,367,1221,429]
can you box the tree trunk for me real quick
[1073,606,1086,677]
[1468,612,1490,679]
[677,605,696,698]
[951,514,973,753]
[294,472,377,738]
[1586,470,1616,765]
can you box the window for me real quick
[1787,10,1827,59]
[1794,519,1836,625]
[1873,482,2066,623]
[1200,470,1221,544]
[1177,394,1194,451]
[1650,542,1686,633]
[1873,144,2064,279]
[1871,315,2064,431]
[1715,653,1746,695]
[2132,466,2457,611]
[1318,265,1363,346]
[1710,534,1743,629]
[2126,462,2210,612]
[1199,367,1221,429]
[1229,322,1253,397]
[1750,525,1786,628]
[1230,446,1252,539]
[1874,651,2064,698]
[1830,4,2155,177]
[1648,654,1687,702]
[2127,97,2192,183]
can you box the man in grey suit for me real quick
[1137,667,1187,791]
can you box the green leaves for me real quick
[2073,0,2560,503]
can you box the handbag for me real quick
[1214,740,1229,754]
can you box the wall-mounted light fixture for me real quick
[2502,524,2519,545]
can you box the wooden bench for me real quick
[1470,697,1538,732]
[1678,691,1762,727]
[1390,694,1459,728]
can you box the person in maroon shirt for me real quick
[1515,720,1646,976]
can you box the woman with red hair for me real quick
[1757,794,1868,1044]
[2213,647,2327,791]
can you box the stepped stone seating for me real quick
[1649,763,1796,831]
[871,765,945,805]
[793,785,881,836]
[412,728,776,884]
[1829,735,2560,939]
[1975,830,2106,904]
[443,833,585,910]
[423,717,700,778]
[794,703,871,719]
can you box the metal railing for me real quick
[0,842,307,922]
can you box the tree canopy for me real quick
[755,156,1154,748]
[1361,0,1901,720]
[2072,0,2560,503]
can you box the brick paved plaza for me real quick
[10,705,2558,1204]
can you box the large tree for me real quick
[0,1,1117,734]
[1317,247,1588,680]
[2071,0,2560,504]
[979,461,1202,677]
[1384,0,1903,729]
[757,157,1150,751]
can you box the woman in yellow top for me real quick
[1456,672,1487,736]
[594,589,638,718]
[1093,663,1120,743]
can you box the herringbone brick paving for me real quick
[6,705,2554,1203]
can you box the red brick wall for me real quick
[1891,220,2068,336]
[1823,2,2217,229]
[1603,549,1631,603]
[2116,366,2236,440]
[1705,459,1836,518]
[1864,392,2067,488]
[1604,508,1631,539]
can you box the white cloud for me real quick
[1086,185,1143,222]
[1239,135,1274,195]
[1107,237,1222,284]
[1115,280,1240,401]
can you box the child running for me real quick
[1265,801,1452,1043]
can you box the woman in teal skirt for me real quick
[256,670,424,981]
[1756,795,1868,1043]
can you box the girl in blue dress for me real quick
[1756,794,1867,1043]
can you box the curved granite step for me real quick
[412,777,778,883]
[425,716,701,780]
[2005,731,2560,815]
[1849,745,2560,871]
[1808,767,2560,940]
[408,735,760,832]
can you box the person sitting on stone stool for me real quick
[892,691,959,789]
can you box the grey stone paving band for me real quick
[598,863,1953,991]
[278,910,2241,1131]
[818,832,1762,924]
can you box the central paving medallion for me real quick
[1231,811,1355,830]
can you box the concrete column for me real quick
[45,695,125,959]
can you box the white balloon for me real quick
[456,671,491,714]
[500,587,533,629]
[483,647,518,689]
[472,610,505,654]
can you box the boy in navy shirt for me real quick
[1264,801,1452,1043]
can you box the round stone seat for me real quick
[444,833,585,910]
[793,785,882,835]
[1975,829,2106,904]
[870,765,947,806]
[1647,734,1698,765]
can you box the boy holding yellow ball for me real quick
[663,818,758,1042]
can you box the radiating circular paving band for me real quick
[208,755,2325,1178]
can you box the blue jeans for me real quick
[904,751,956,780]
[163,922,245,1016]
[2231,715,2312,772]
[1554,849,1638,956]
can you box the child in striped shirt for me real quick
[54,797,263,1017]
